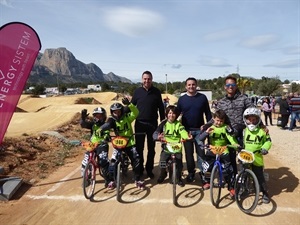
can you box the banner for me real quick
[0,22,41,144]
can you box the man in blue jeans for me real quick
[288,92,300,131]
[177,77,212,185]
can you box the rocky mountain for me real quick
[28,47,132,85]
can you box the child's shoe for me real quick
[177,178,185,187]
[262,193,270,204]
[157,172,167,184]
[202,182,210,190]
[135,181,145,190]
[229,188,235,198]
[107,181,116,190]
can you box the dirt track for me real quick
[0,93,299,225]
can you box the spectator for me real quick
[177,77,212,184]
[288,92,300,131]
[276,93,290,129]
[261,97,273,126]
[131,71,165,179]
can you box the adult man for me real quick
[214,75,254,174]
[177,77,212,184]
[288,92,300,131]
[131,71,165,179]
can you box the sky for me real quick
[1,0,299,83]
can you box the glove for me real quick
[122,97,130,105]
[261,149,268,155]
[81,109,89,120]
[95,129,103,137]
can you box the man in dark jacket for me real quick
[131,71,165,178]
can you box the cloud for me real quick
[163,64,182,69]
[198,56,232,67]
[102,7,165,37]
[239,34,279,50]
[264,59,299,68]
[203,28,239,42]
[0,0,13,7]
[281,46,300,55]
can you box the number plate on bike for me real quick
[166,142,182,153]
[111,136,128,149]
[238,150,255,163]
[82,141,98,151]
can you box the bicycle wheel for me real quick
[210,164,222,207]
[83,161,96,199]
[235,169,259,214]
[172,160,177,205]
[116,162,122,201]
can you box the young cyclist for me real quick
[196,109,239,196]
[80,107,111,187]
[241,107,272,204]
[98,97,145,190]
[153,105,192,187]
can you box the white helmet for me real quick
[92,107,107,123]
[243,107,261,131]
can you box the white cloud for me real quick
[102,7,165,37]
[264,59,299,68]
[198,56,232,67]
[0,0,13,7]
[203,28,239,42]
[239,34,279,50]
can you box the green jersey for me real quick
[243,128,272,166]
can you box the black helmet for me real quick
[92,107,107,123]
[110,103,124,119]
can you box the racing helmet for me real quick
[110,103,124,119]
[92,107,107,123]
[243,107,261,131]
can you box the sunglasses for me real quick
[225,83,237,88]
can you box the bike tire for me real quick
[234,169,259,214]
[83,161,96,199]
[210,164,222,207]
[172,161,177,205]
[116,162,122,202]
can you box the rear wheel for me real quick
[235,169,259,214]
[210,164,222,207]
[83,162,96,199]
[116,162,122,202]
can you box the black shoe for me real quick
[177,179,185,187]
[262,193,270,204]
[147,171,155,179]
[186,173,195,183]
[157,174,167,184]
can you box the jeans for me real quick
[289,111,300,130]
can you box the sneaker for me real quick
[229,189,235,198]
[135,181,145,190]
[262,193,270,204]
[177,179,185,187]
[203,183,210,190]
[157,174,167,184]
[186,173,195,183]
[107,181,116,190]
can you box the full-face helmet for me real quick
[92,107,107,123]
[110,103,124,119]
[243,107,261,131]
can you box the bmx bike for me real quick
[208,145,235,207]
[234,149,260,214]
[110,133,145,202]
[81,141,105,199]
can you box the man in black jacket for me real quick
[131,71,165,179]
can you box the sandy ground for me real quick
[0,93,299,225]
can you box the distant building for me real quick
[87,84,101,92]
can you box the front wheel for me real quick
[210,164,222,207]
[83,161,96,199]
[116,162,122,202]
[172,160,177,205]
[234,169,259,214]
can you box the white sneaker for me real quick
[107,181,116,190]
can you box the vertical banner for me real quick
[0,22,41,144]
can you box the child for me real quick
[242,107,272,204]
[80,107,111,187]
[196,109,239,195]
[153,105,192,187]
[98,97,145,190]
